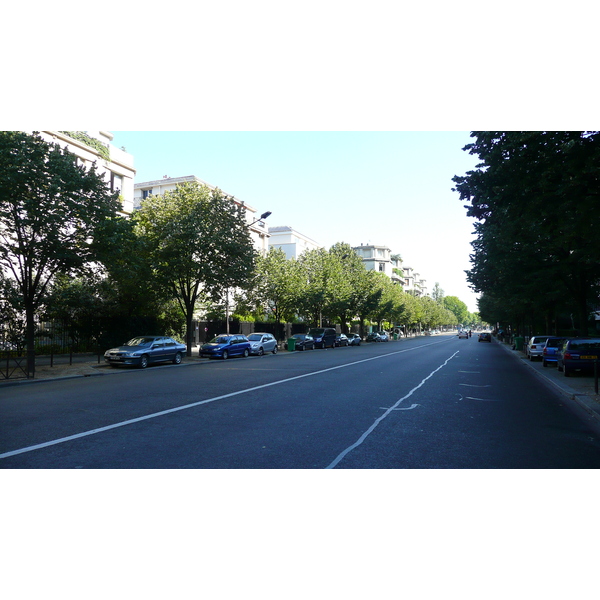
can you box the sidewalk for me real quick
[495,337,600,423]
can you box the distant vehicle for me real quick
[377,331,390,342]
[366,332,380,342]
[478,332,491,342]
[458,331,468,339]
[104,336,186,369]
[290,333,314,351]
[308,327,337,349]
[200,334,251,360]
[335,333,349,347]
[542,337,567,367]
[346,333,362,346]
[247,332,278,356]
[526,336,552,361]
[557,338,600,376]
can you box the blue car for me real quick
[557,338,600,376]
[200,334,251,360]
[542,337,567,367]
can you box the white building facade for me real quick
[267,225,322,259]
[134,175,270,255]
[39,131,135,216]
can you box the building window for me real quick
[379,263,385,272]
[142,189,152,199]
[111,173,123,192]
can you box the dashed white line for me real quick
[1,341,448,460]
[325,351,460,469]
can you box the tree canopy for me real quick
[453,131,600,335]
[0,131,122,370]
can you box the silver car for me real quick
[104,336,186,369]
[247,332,278,356]
[526,335,551,361]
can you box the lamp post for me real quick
[224,210,272,334]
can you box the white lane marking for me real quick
[459,383,491,388]
[325,351,460,469]
[465,396,500,402]
[0,341,447,460]
[458,371,480,373]
[380,404,420,411]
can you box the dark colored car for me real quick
[366,332,381,342]
[478,332,491,342]
[291,334,314,351]
[346,333,361,346]
[335,333,349,347]
[200,334,251,359]
[542,337,567,367]
[308,327,337,349]
[104,336,186,369]
[557,338,600,376]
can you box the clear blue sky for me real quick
[113,131,482,312]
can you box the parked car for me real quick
[366,332,381,342]
[458,330,468,339]
[346,333,362,346]
[526,335,552,361]
[378,331,390,342]
[335,333,349,347]
[200,334,251,359]
[247,332,278,356]
[478,332,491,342]
[291,333,314,351]
[557,338,600,376]
[308,327,337,349]
[104,336,186,369]
[542,337,567,367]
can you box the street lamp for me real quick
[225,210,272,333]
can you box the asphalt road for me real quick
[2,334,600,468]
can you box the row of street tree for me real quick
[453,131,600,337]
[1,132,478,372]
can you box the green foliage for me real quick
[0,131,123,367]
[133,181,257,352]
[454,131,600,333]
[60,131,111,161]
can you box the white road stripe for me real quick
[1,340,447,460]
[325,351,460,469]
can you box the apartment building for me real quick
[39,131,135,216]
[134,175,270,255]
[352,244,428,295]
[267,225,322,259]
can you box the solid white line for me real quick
[0,340,447,460]
[325,351,461,469]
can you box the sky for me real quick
[113,131,482,312]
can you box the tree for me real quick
[453,131,600,334]
[431,282,445,303]
[0,131,122,373]
[133,181,256,354]
[443,295,469,326]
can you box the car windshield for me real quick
[125,337,154,347]
[210,336,231,344]
[247,334,262,341]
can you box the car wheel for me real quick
[258,347,264,356]
[542,360,548,367]
[173,352,182,365]
[243,349,249,358]
[140,355,149,369]
[564,365,571,377]
[557,363,563,372]
[222,350,229,360]
[272,346,278,354]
